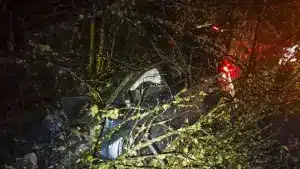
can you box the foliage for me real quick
[3,0,300,168]
[73,85,279,169]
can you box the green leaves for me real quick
[90,105,99,117]
[104,108,120,119]
[86,155,94,162]
[162,103,171,110]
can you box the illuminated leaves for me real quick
[86,155,93,162]
[90,105,99,117]
[104,108,120,119]
[162,104,171,110]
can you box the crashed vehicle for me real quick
[99,67,227,161]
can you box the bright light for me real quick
[218,59,241,81]
[221,73,227,78]
[212,25,220,31]
[223,66,229,72]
